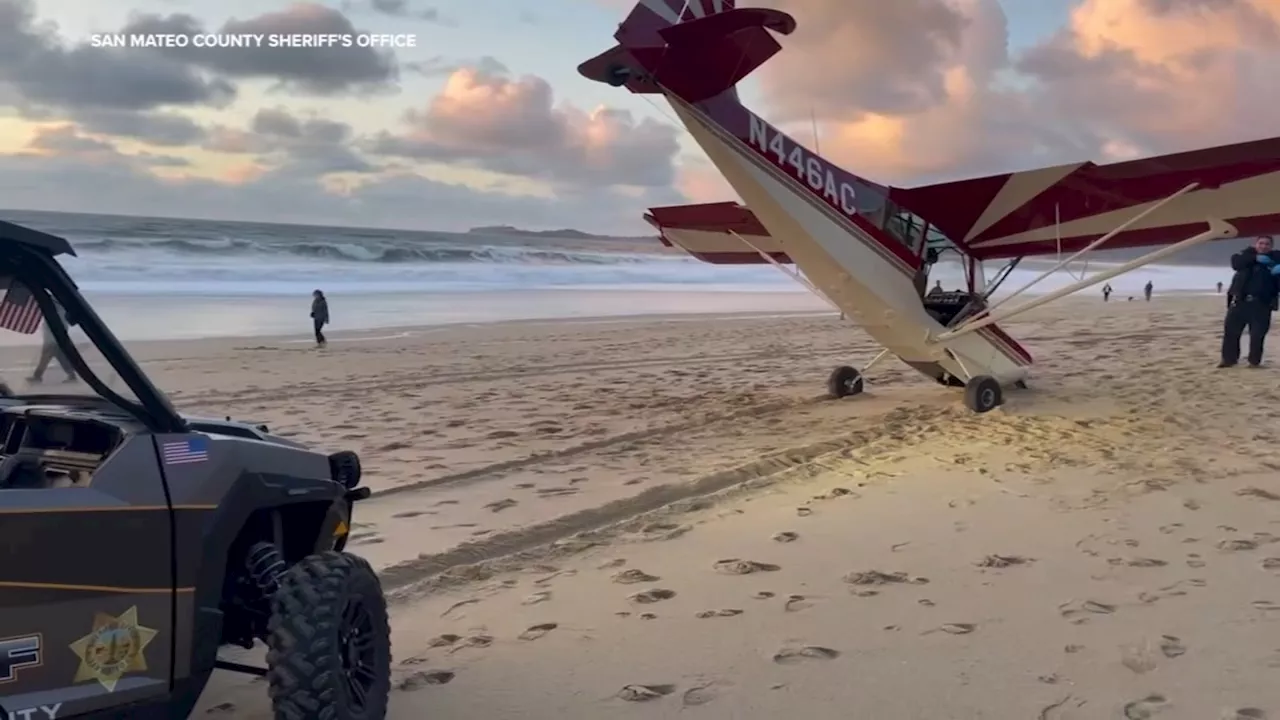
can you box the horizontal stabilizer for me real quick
[644,202,790,264]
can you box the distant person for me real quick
[28,302,75,384]
[310,290,329,347]
[928,280,944,296]
[1220,235,1280,368]
[1143,281,1153,301]
[1217,281,1224,294]
[1102,283,1112,302]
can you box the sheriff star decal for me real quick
[69,607,157,692]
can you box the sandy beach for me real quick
[36,293,1274,718]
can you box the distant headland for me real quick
[467,225,651,241]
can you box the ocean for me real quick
[0,209,1229,342]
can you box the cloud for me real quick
[367,63,681,188]
[750,0,1280,185]
[0,131,680,233]
[120,4,400,95]
[0,0,235,112]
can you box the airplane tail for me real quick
[580,1,893,253]
[577,0,794,103]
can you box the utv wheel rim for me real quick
[340,598,378,709]
[980,388,995,407]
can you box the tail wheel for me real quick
[827,365,863,399]
[963,375,1003,413]
[266,551,392,720]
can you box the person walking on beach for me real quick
[28,301,75,383]
[310,289,329,347]
[1102,283,1112,302]
[1220,235,1280,368]
[1143,281,1153,301]
[1218,281,1224,294]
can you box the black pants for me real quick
[1222,300,1272,365]
[32,341,74,380]
[313,318,326,345]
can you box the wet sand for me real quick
[27,293,1275,718]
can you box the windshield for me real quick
[0,278,140,407]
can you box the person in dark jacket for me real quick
[310,290,329,347]
[1143,281,1153,301]
[1220,236,1280,368]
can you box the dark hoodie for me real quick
[311,294,329,325]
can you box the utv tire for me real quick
[266,551,392,720]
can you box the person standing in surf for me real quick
[1102,283,1112,302]
[1143,281,1153,301]
[310,290,329,347]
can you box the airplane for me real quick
[577,0,1280,413]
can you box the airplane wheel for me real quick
[964,375,1002,413]
[827,365,863,399]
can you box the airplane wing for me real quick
[645,202,791,264]
[889,136,1280,260]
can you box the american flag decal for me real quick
[162,436,209,465]
[0,282,43,335]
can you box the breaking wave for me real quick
[71,236,656,265]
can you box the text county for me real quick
[88,33,418,48]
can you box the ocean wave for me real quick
[70,236,657,265]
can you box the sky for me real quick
[0,0,1277,234]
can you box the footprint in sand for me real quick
[682,681,729,707]
[398,670,455,690]
[976,554,1033,568]
[1236,487,1280,501]
[392,510,429,519]
[843,570,928,586]
[713,559,780,575]
[1058,599,1116,622]
[923,623,975,635]
[350,533,385,546]
[695,609,743,618]
[537,487,580,498]
[522,591,552,605]
[1223,709,1267,719]
[484,498,518,513]
[598,558,627,570]
[514,483,536,489]
[1251,600,1280,611]
[629,588,676,604]
[1262,558,1280,570]
[1120,557,1168,567]
[448,635,493,653]
[612,569,660,584]
[772,531,799,543]
[753,591,775,600]
[1160,635,1186,658]
[1123,694,1170,719]
[784,594,813,612]
[813,487,856,500]
[772,646,839,664]
[796,507,813,517]
[518,623,558,640]
[1218,538,1258,552]
[641,522,692,541]
[427,633,461,647]
[617,684,676,702]
[639,613,658,620]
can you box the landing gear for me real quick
[963,375,1002,413]
[827,365,863,399]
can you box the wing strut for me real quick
[727,230,842,312]
[977,182,1199,319]
[933,217,1236,343]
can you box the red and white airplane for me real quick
[579,0,1280,413]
